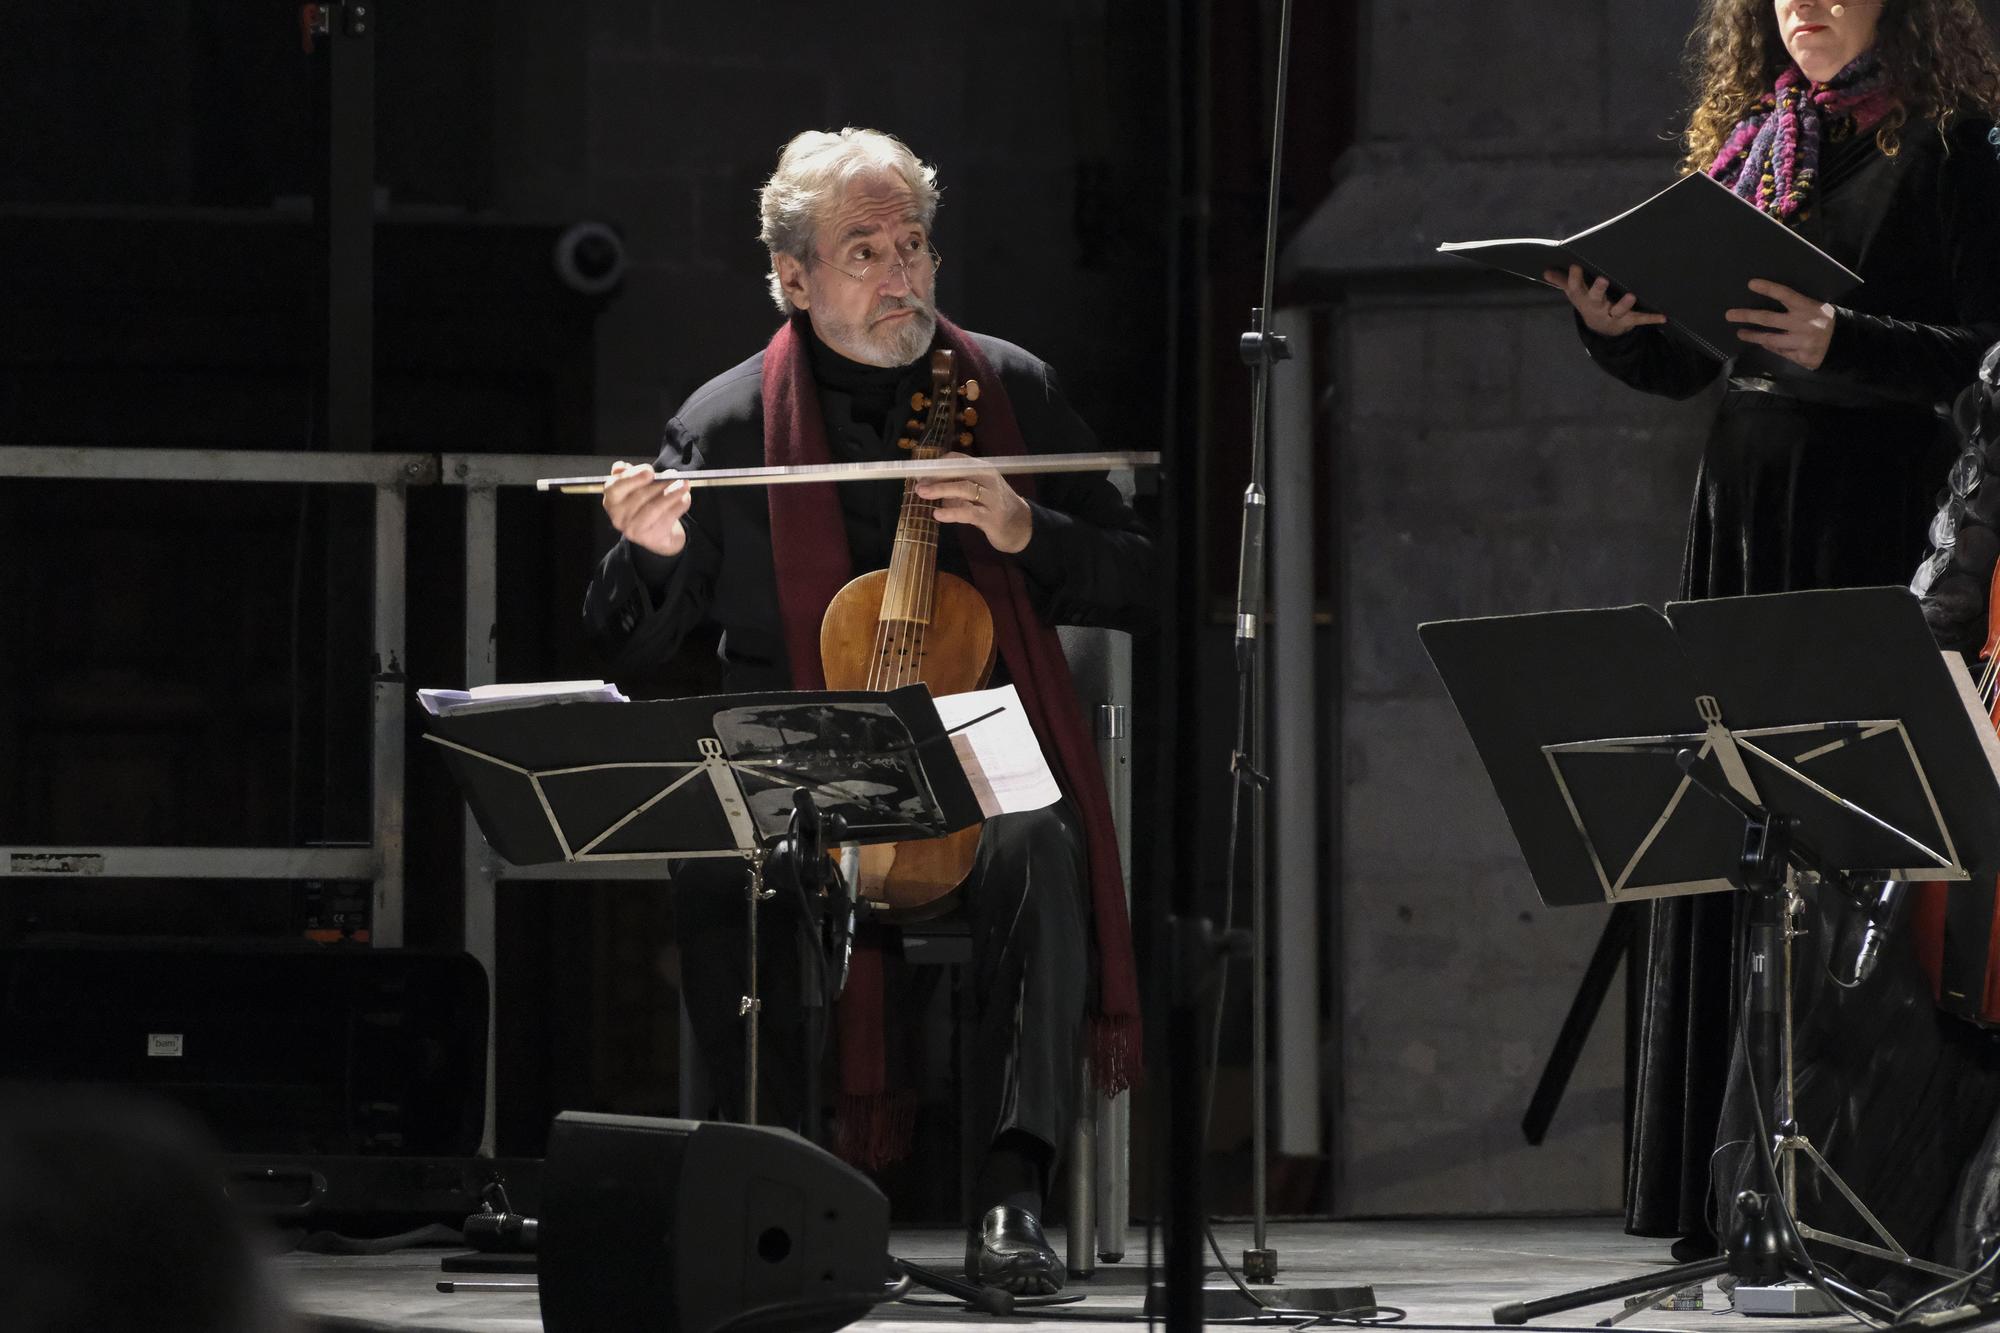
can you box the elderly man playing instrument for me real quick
[582,127,1152,1294]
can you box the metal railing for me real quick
[0,446,433,948]
[1,446,1140,1261]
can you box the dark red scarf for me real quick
[762,313,1143,1168]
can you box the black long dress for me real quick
[1577,112,2000,1257]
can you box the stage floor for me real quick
[275,1216,1867,1331]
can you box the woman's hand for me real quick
[915,452,1033,554]
[1727,279,1836,370]
[602,462,691,558]
[1544,264,1667,337]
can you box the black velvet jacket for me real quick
[582,321,1154,691]
[1581,113,2000,411]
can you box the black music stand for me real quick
[1421,587,2000,1323]
[424,684,984,1124]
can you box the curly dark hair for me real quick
[1681,0,2000,173]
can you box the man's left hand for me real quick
[916,452,1033,554]
[1727,279,1837,370]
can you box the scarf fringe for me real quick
[1089,1014,1143,1096]
[834,1089,919,1171]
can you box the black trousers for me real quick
[674,803,1089,1163]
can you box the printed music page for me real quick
[417,679,628,716]
[934,684,1062,818]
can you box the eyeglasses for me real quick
[811,241,942,287]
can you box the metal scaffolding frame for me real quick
[3,446,1136,1256]
[0,446,433,948]
[0,445,641,1156]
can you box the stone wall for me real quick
[489,0,1171,461]
[1291,0,1717,1214]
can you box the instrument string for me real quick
[867,511,891,690]
[907,373,955,685]
[870,471,913,688]
[864,355,960,694]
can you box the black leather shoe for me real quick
[965,1204,1064,1294]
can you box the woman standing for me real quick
[1548,0,2000,1263]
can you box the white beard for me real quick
[817,294,937,368]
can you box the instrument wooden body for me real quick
[817,349,993,919]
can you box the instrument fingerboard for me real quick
[873,350,966,688]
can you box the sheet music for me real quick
[417,679,628,716]
[934,684,1062,819]
[1942,651,2000,786]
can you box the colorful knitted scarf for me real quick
[1705,50,1898,221]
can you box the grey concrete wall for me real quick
[1292,1,1716,1215]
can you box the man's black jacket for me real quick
[582,327,1155,691]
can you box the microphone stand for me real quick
[1200,0,1375,1315]
[1230,0,1291,1279]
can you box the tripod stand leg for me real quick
[1521,906,1635,1145]
[1493,1256,1728,1324]
[1783,1137,1968,1278]
[1753,879,1966,1285]
[893,1256,1014,1316]
[1806,1269,1897,1323]
[1597,1274,1708,1327]
[1882,1292,2000,1333]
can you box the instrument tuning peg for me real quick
[906,418,922,432]
[959,407,978,427]
[958,432,973,447]
[897,438,916,450]
[911,392,930,411]
[961,380,980,402]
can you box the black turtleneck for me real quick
[805,319,914,440]
[803,318,970,577]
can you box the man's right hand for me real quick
[603,462,691,558]
[1544,264,1666,338]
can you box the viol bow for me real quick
[534,450,1158,494]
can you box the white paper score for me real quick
[933,684,1062,819]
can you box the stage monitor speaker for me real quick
[538,1111,890,1333]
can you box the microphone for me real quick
[1844,880,1905,985]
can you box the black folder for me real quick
[1438,172,1861,359]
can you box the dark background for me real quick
[0,0,1359,1221]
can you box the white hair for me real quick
[759,127,940,311]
